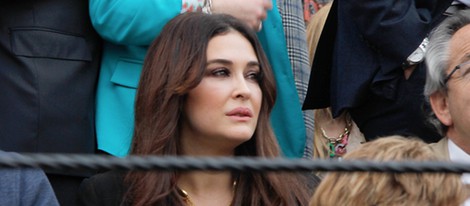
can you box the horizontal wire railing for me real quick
[0,153,469,173]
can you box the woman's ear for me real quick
[429,91,452,126]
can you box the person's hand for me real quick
[403,65,416,80]
[211,0,273,31]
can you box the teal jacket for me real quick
[90,0,306,158]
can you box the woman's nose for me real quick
[233,75,252,100]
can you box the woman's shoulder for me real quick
[82,170,127,193]
[78,170,128,206]
[86,170,125,183]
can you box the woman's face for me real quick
[181,30,262,156]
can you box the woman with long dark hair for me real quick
[78,12,317,206]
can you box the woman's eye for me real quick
[211,68,230,77]
[246,72,260,81]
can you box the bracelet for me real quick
[202,0,212,14]
[181,0,204,13]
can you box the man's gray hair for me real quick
[425,9,470,136]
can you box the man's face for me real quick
[431,24,470,149]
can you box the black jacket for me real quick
[78,170,320,206]
[0,0,102,175]
[304,0,452,113]
[303,0,452,141]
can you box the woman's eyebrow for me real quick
[246,61,260,67]
[206,59,233,65]
[206,59,260,67]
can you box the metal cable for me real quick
[0,153,469,173]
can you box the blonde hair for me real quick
[310,136,469,206]
[306,2,332,63]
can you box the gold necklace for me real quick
[177,188,195,206]
[177,181,237,206]
[320,118,352,158]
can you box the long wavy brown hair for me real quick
[124,12,312,206]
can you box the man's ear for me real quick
[429,92,452,126]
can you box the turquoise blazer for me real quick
[90,0,307,158]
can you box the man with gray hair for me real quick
[426,9,470,206]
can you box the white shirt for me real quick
[448,138,470,206]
